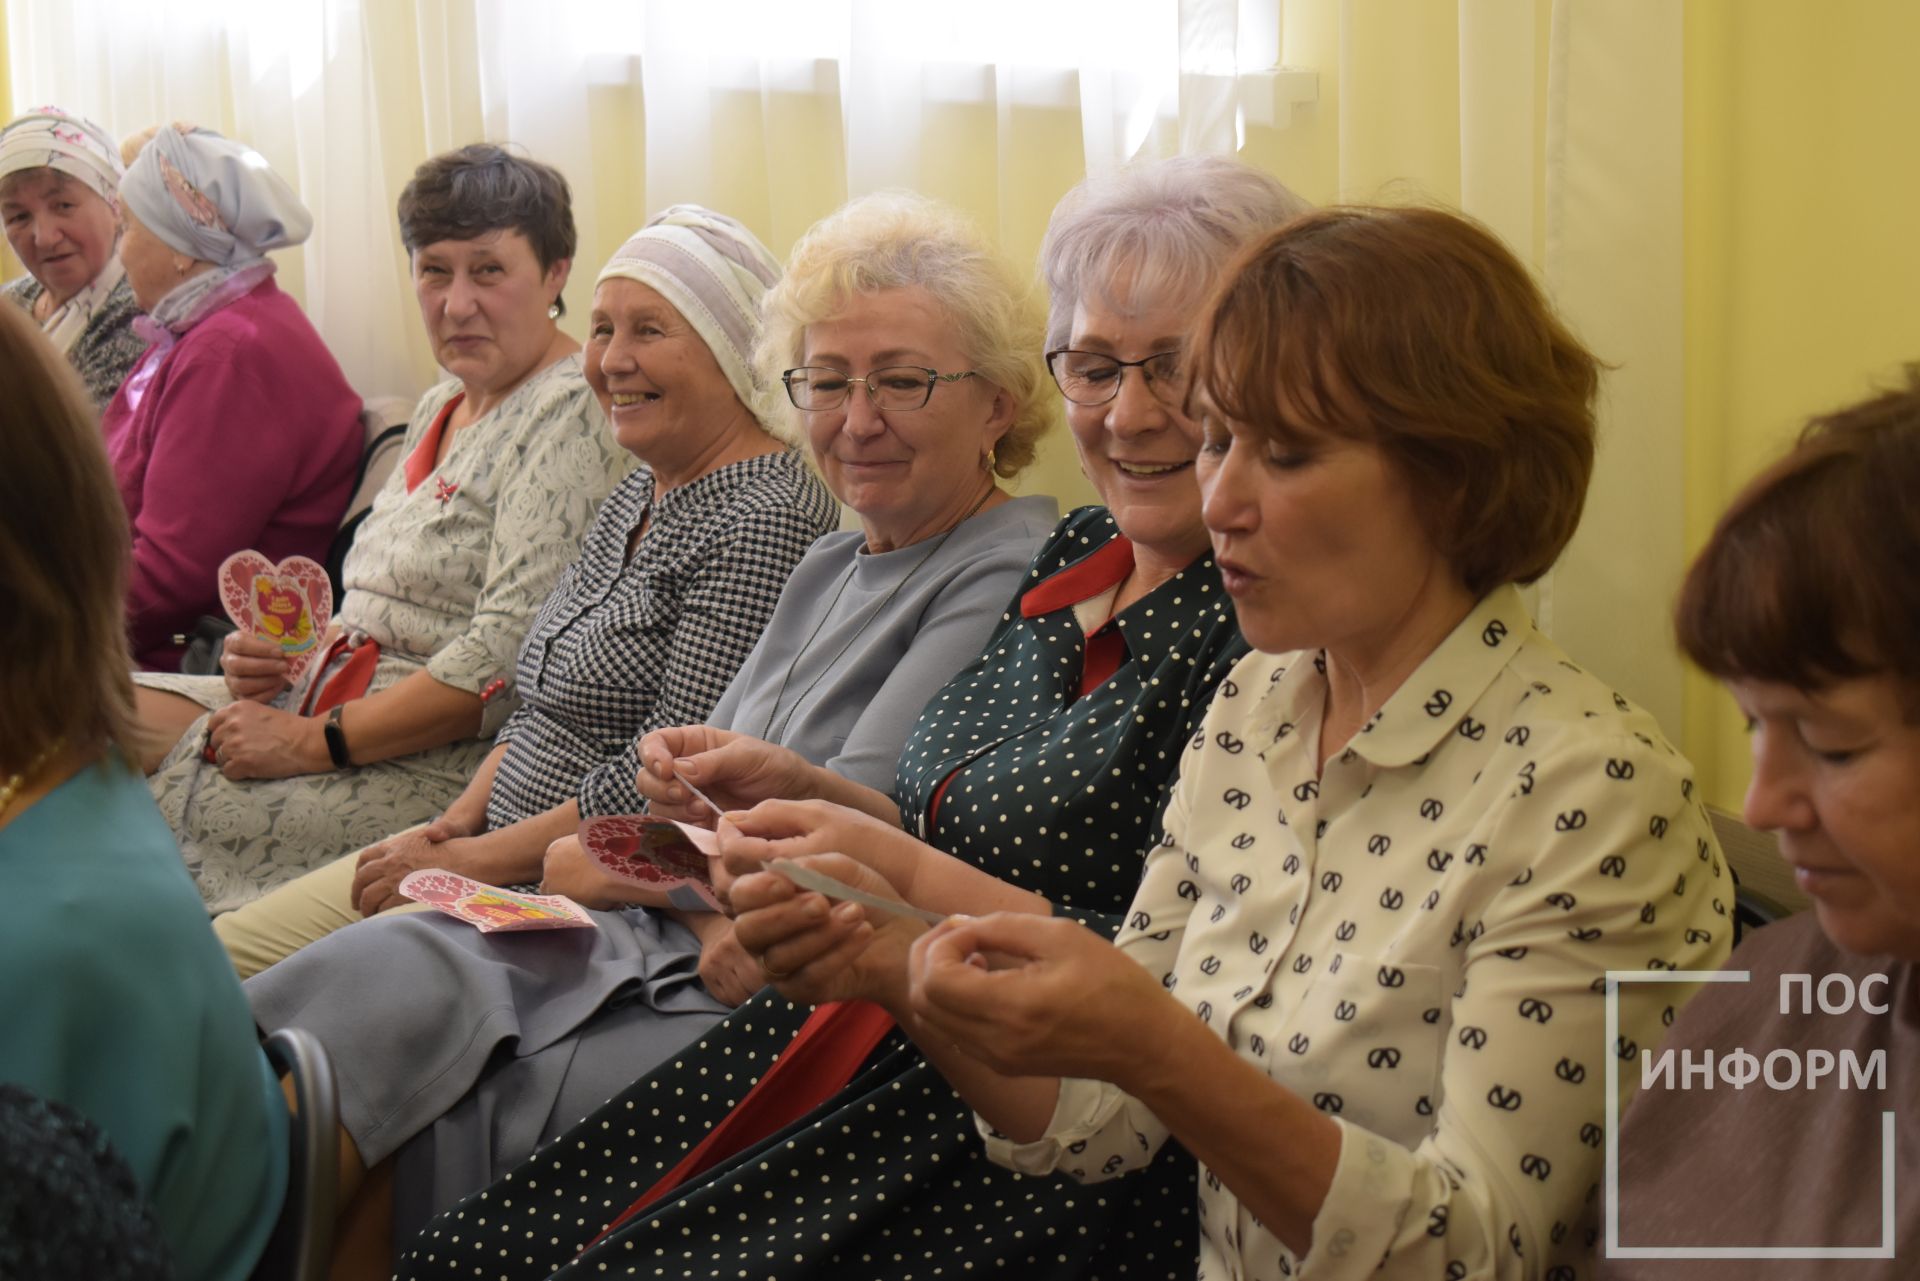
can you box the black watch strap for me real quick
[323,704,353,769]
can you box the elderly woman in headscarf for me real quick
[0,106,146,406]
[103,123,363,670]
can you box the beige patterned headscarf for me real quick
[0,106,127,352]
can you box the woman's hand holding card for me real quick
[728,850,928,1011]
[634,725,818,828]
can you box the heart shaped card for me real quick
[217,551,333,682]
[579,814,725,912]
[398,869,597,933]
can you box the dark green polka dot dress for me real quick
[396,508,1250,1280]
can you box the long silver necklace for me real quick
[759,487,995,746]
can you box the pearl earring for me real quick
[547,301,561,321]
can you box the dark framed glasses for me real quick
[1045,349,1186,407]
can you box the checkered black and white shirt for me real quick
[485,449,838,828]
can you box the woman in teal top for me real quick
[0,298,286,1281]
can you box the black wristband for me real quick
[323,704,353,769]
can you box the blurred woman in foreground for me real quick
[0,294,284,1281]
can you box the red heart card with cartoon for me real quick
[218,551,333,681]
[579,814,725,912]
[398,869,597,932]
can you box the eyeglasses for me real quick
[782,365,981,412]
[1045,349,1186,407]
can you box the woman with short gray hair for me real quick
[135,142,629,915]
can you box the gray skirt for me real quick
[245,903,731,1237]
[139,668,492,914]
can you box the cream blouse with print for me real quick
[986,585,1734,1281]
[335,355,631,736]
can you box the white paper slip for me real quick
[767,857,948,926]
[677,775,724,818]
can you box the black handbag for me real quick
[177,615,237,676]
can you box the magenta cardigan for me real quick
[101,277,363,669]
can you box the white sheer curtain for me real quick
[7,0,1688,737]
[6,0,1283,401]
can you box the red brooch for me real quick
[434,476,459,505]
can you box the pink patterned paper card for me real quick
[217,550,333,682]
[398,869,597,932]
[578,814,726,912]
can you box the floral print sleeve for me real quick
[339,356,632,737]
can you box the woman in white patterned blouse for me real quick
[134,145,631,915]
[742,206,1736,1281]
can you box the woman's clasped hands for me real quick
[202,630,327,780]
[720,800,940,1008]
[907,913,1174,1087]
[350,814,481,915]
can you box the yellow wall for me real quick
[1682,0,1920,808]
[0,6,17,279]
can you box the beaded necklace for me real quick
[0,739,63,822]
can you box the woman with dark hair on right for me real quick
[1601,371,1920,1279]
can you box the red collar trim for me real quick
[403,394,465,494]
[1019,534,1135,618]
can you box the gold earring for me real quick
[984,446,997,473]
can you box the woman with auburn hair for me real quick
[735,204,1733,1281]
[1601,371,1920,1280]
[0,302,286,1281]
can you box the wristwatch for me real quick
[323,704,354,769]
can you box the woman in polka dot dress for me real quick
[853,208,1736,1281]
[396,158,1307,1280]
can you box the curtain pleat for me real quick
[5,0,1703,785]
